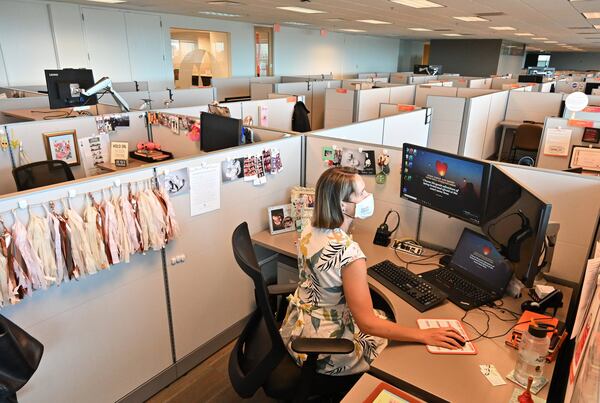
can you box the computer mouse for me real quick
[450,334,466,347]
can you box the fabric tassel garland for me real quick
[27,213,58,285]
[121,192,141,255]
[100,198,121,265]
[65,208,95,277]
[83,203,110,272]
[113,195,132,264]
[12,216,47,290]
[46,204,66,285]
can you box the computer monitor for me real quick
[413,64,443,75]
[482,165,551,287]
[400,144,489,226]
[200,112,241,152]
[44,69,97,109]
[518,75,544,83]
[585,82,600,95]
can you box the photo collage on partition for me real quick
[147,112,200,142]
[321,146,376,175]
[95,113,130,135]
[221,148,283,186]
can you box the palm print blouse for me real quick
[279,225,388,375]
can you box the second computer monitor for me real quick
[45,68,97,109]
[400,144,489,225]
[200,112,242,152]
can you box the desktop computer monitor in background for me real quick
[400,144,489,226]
[200,112,241,152]
[518,75,544,84]
[585,82,600,95]
[45,69,98,109]
[482,165,552,287]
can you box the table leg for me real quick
[497,127,508,161]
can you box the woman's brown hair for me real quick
[312,167,358,229]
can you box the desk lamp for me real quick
[81,77,130,112]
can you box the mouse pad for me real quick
[417,318,478,355]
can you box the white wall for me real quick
[0,0,403,89]
[273,27,400,76]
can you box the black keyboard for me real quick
[429,268,491,304]
[367,260,447,312]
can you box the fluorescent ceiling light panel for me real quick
[390,0,444,9]
[583,12,600,19]
[544,40,559,43]
[339,29,366,32]
[515,33,534,36]
[595,24,600,29]
[408,27,432,31]
[284,21,309,26]
[453,16,488,22]
[86,0,126,3]
[532,37,548,40]
[276,6,326,14]
[490,26,516,31]
[207,1,242,5]
[356,19,392,24]
[442,33,462,36]
[324,18,345,22]
[198,11,241,17]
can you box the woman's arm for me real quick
[342,258,464,349]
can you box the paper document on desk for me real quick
[417,318,477,354]
[571,257,600,339]
[543,127,571,157]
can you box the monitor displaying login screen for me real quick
[401,144,489,225]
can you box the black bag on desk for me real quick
[0,314,44,399]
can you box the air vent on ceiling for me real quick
[476,12,506,17]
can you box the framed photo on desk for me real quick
[43,130,80,166]
[569,145,600,172]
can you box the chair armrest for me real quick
[267,283,297,295]
[291,337,354,355]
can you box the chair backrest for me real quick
[229,222,288,397]
[12,160,74,191]
[514,124,543,151]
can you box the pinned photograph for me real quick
[243,156,258,181]
[360,150,377,175]
[322,146,334,161]
[341,148,366,171]
[147,112,159,125]
[106,114,130,131]
[163,168,190,196]
[170,115,180,134]
[221,157,245,182]
[291,186,316,210]
[268,204,294,235]
[254,155,267,185]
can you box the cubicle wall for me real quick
[492,78,517,90]
[504,91,563,122]
[415,86,458,107]
[324,88,355,128]
[146,88,216,110]
[2,134,303,403]
[313,109,430,149]
[305,135,421,241]
[426,95,466,153]
[418,164,600,284]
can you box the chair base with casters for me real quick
[229,222,362,402]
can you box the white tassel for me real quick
[66,208,95,278]
[12,218,47,290]
[46,208,66,285]
[83,205,109,272]
[0,252,7,307]
[27,214,58,285]
[113,196,132,263]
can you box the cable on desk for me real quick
[460,309,553,343]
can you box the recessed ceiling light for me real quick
[532,37,548,40]
[595,24,600,29]
[453,16,488,22]
[408,27,432,31]
[86,0,126,3]
[544,41,559,44]
[583,12,600,19]
[442,33,462,36]
[324,18,345,22]
[207,1,242,5]
[490,26,516,31]
[198,11,241,17]
[339,29,367,33]
[356,19,392,24]
[515,33,534,36]
[390,0,444,9]
[277,6,326,14]
[284,21,309,26]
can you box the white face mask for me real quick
[350,193,374,219]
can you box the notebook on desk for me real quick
[420,228,513,311]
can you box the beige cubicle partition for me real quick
[414,86,458,107]
[2,134,304,403]
[426,95,466,153]
[147,88,216,110]
[504,91,563,122]
[324,88,355,129]
[418,164,600,284]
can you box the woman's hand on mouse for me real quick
[418,327,464,349]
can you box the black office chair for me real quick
[12,160,74,191]
[229,222,360,402]
[509,124,543,164]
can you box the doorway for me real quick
[170,28,231,88]
[255,26,273,77]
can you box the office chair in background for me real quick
[229,222,360,403]
[509,124,543,164]
[12,160,75,191]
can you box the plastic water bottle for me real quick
[514,324,550,385]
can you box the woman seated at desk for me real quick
[280,167,464,376]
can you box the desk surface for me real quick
[95,159,146,173]
[252,229,571,403]
[499,120,544,128]
[2,105,123,121]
